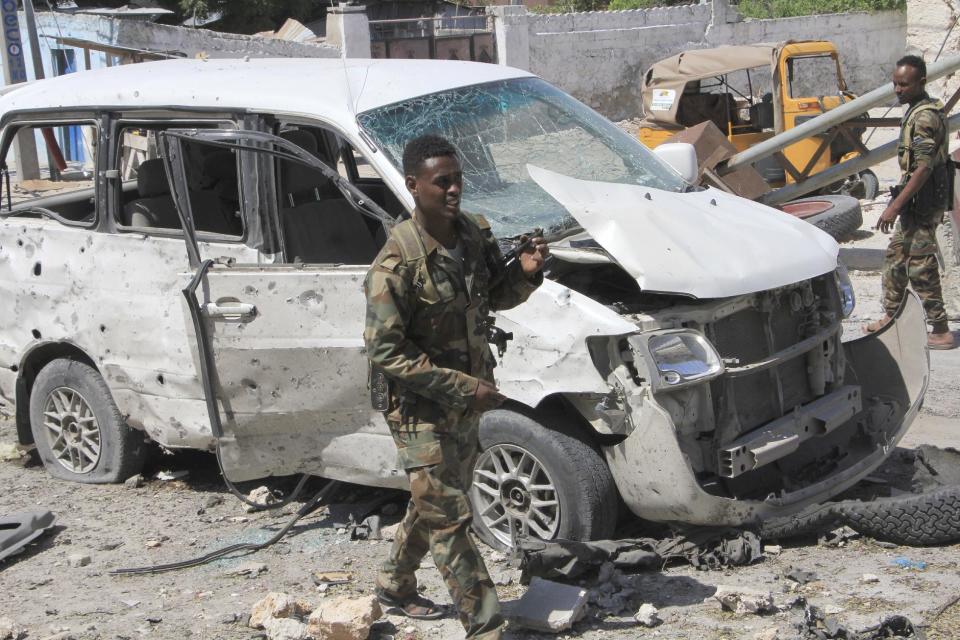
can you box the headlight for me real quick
[836,263,856,318]
[628,330,724,392]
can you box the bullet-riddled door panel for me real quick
[196,265,403,486]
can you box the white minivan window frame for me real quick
[0,115,102,230]
[111,117,246,243]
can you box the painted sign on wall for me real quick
[1,0,28,83]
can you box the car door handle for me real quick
[204,301,257,320]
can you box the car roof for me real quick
[0,57,535,122]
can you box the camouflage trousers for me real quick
[378,416,503,640]
[882,218,947,326]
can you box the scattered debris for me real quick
[492,570,516,586]
[0,443,28,465]
[785,567,818,584]
[145,539,162,549]
[120,600,140,608]
[861,573,880,584]
[123,474,144,489]
[634,603,661,627]
[219,613,240,624]
[67,553,90,568]
[819,526,860,547]
[348,514,382,541]
[311,571,353,588]
[306,594,382,640]
[764,545,783,556]
[713,585,777,615]
[244,486,279,513]
[203,495,225,509]
[249,592,313,630]
[890,557,927,571]
[0,616,25,640]
[225,561,268,578]
[588,562,637,616]
[380,523,400,541]
[754,628,780,640]
[263,616,311,640]
[858,615,924,639]
[0,510,57,562]
[518,529,762,582]
[154,470,189,482]
[505,577,589,632]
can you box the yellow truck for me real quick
[638,41,877,199]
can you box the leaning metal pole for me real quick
[722,54,960,175]
[761,112,960,205]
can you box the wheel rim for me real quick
[42,387,101,474]
[472,443,560,547]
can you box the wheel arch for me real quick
[15,341,99,445]
[528,393,628,448]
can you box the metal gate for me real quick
[369,14,496,63]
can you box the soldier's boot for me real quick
[928,322,956,350]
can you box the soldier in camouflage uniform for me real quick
[867,55,956,350]
[363,134,548,639]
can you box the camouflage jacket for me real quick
[898,95,948,176]
[363,212,541,430]
[898,95,950,222]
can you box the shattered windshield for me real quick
[357,77,686,237]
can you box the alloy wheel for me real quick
[472,443,560,547]
[42,387,101,474]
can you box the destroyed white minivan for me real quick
[0,59,928,548]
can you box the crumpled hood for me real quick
[529,165,840,299]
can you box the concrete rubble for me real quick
[244,486,279,512]
[306,594,381,640]
[123,474,143,489]
[634,603,661,627]
[0,617,25,640]
[263,616,311,640]
[249,591,381,640]
[249,592,313,630]
[224,561,267,578]
[66,553,90,568]
[505,576,589,633]
[713,585,777,615]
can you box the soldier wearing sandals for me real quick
[867,55,956,350]
[363,134,548,639]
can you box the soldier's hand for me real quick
[876,206,899,233]
[471,380,506,412]
[519,235,549,277]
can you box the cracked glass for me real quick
[358,78,686,238]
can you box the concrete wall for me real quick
[6,11,339,85]
[490,0,907,120]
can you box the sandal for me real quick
[375,589,445,620]
[863,315,892,335]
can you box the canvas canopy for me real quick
[641,43,784,129]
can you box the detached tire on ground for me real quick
[761,485,960,546]
[29,358,147,484]
[471,409,618,551]
[834,486,960,546]
[780,194,863,241]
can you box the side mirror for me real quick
[653,143,699,184]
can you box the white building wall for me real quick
[491,1,907,120]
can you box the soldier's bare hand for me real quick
[519,235,549,277]
[471,380,506,412]
[876,206,899,233]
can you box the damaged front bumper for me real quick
[605,291,929,526]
